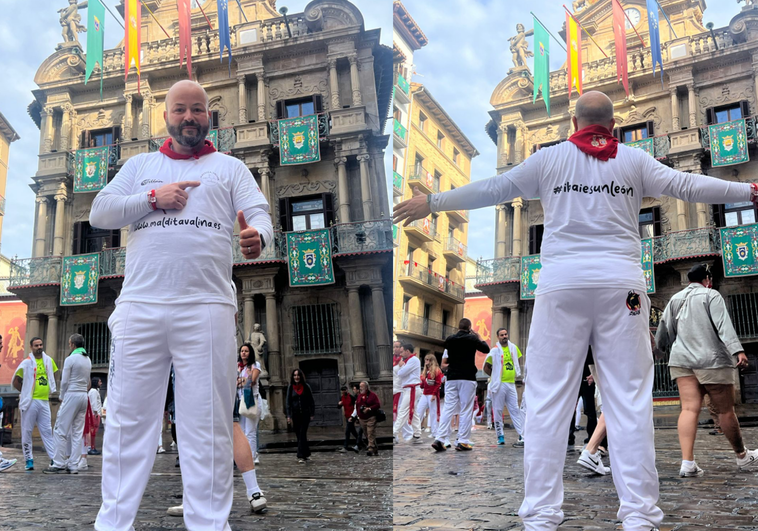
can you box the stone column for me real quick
[495,205,507,258]
[676,199,688,231]
[237,75,247,124]
[120,227,129,247]
[265,294,281,384]
[347,287,368,379]
[670,88,680,131]
[371,286,392,378]
[259,167,271,216]
[141,91,152,139]
[335,157,350,222]
[687,84,697,129]
[243,295,254,340]
[52,194,67,256]
[124,94,133,141]
[512,198,524,257]
[60,104,72,153]
[696,203,709,228]
[357,154,372,221]
[492,307,505,333]
[497,124,508,168]
[46,314,59,368]
[348,55,362,107]
[39,107,52,153]
[27,315,40,342]
[328,58,340,109]
[257,73,266,122]
[34,197,49,258]
[509,304,520,348]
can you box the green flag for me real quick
[532,17,550,116]
[85,0,105,99]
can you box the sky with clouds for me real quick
[401,0,738,262]
[0,0,391,261]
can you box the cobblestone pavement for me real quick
[0,444,392,530]
[393,424,758,531]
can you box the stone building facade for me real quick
[478,0,758,402]
[9,0,393,430]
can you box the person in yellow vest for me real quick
[484,328,524,448]
[12,337,59,470]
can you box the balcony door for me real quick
[73,221,120,255]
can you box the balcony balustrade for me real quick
[396,311,456,341]
[653,227,721,263]
[333,220,393,256]
[9,256,62,288]
[400,261,464,302]
[475,256,521,287]
[443,236,467,263]
[406,166,438,194]
[100,247,126,278]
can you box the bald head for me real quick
[165,79,209,110]
[574,91,615,132]
[163,80,211,152]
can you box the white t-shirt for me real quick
[431,142,752,294]
[90,151,273,308]
[395,355,421,388]
[238,361,261,399]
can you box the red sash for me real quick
[404,383,420,425]
[393,392,401,415]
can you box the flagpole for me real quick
[615,0,646,47]
[653,0,678,39]
[531,12,567,52]
[235,0,249,23]
[100,0,125,30]
[138,0,171,39]
[562,5,609,58]
[196,1,215,30]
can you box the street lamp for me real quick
[706,22,719,51]
[279,6,292,38]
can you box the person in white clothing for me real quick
[86,377,103,455]
[44,334,92,474]
[237,343,262,464]
[12,337,58,471]
[484,328,524,448]
[91,80,273,531]
[392,341,414,441]
[393,343,423,443]
[395,90,758,531]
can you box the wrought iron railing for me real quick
[726,292,758,340]
[401,261,464,300]
[395,73,410,95]
[652,351,678,398]
[475,256,521,286]
[69,144,120,176]
[653,227,721,263]
[653,134,670,159]
[148,136,168,152]
[8,256,63,288]
[216,127,236,153]
[393,171,403,193]
[393,119,407,142]
[76,322,111,366]
[396,311,455,341]
[0,195,5,216]
[406,218,436,239]
[269,113,330,146]
[407,166,439,193]
[333,220,393,255]
[700,116,757,151]
[232,232,284,264]
[444,236,467,258]
[100,247,126,277]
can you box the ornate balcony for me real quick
[475,257,521,287]
[404,218,435,242]
[333,220,393,256]
[399,261,464,303]
[270,113,329,146]
[394,73,411,105]
[0,195,5,216]
[234,122,270,149]
[232,233,284,265]
[395,311,456,342]
[653,227,721,264]
[393,171,403,197]
[443,236,467,264]
[9,256,62,289]
[393,118,408,147]
[100,247,126,278]
[406,166,438,194]
[448,209,469,223]
[700,116,757,152]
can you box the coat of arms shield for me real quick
[86,161,98,178]
[722,135,735,151]
[293,131,306,149]
[74,270,86,289]
[736,242,749,261]
[303,249,317,269]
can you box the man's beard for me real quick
[167,120,210,148]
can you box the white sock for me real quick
[242,469,260,496]
[682,459,695,468]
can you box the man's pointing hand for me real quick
[155,181,201,210]
[393,187,431,226]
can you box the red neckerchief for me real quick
[568,124,619,161]
[159,138,217,160]
[293,383,304,395]
[393,355,402,366]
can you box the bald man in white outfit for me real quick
[395,91,758,531]
[91,80,273,531]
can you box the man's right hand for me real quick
[737,352,749,370]
[155,181,201,210]
[393,187,431,226]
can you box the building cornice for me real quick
[410,83,479,159]
[393,1,428,51]
[0,111,20,143]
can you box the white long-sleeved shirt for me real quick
[60,351,91,401]
[88,388,103,416]
[395,355,421,388]
[90,151,273,308]
[431,142,752,295]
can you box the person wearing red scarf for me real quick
[393,342,423,444]
[285,369,315,464]
[90,80,274,531]
[355,381,382,456]
[395,90,758,531]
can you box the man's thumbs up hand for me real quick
[238,210,261,260]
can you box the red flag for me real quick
[612,0,629,96]
[178,0,192,78]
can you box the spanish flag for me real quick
[125,0,142,86]
[566,12,582,98]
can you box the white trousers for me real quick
[95,302,236,531]
[435,380,476,445]
[238,409,260,458]
[52,391,88,470]
[518,288,663,531]
[21,399,55,461]
[492,382,524,438]
[393,386,421,438]
[416,394,439,437]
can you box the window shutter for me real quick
[323,193,335,226]
[612,127,621,142]
[740,100,750,119]
[652,206,662,236]
[211,111,220,130]
[313,94,323,113]
[646,121,655,138]
[275,101,286,120]
[712,204,725,228]
[72,222,83,255]
[279,197,290,232]
[706,108,716,125]
[111,230,121,249]
[528,225,544,255]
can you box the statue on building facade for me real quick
[508,23,534,74]
[58,0,88,46]
[738,0,758,7]
[249,323,269,376]
[573,0,589,12]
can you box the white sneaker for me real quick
[167,504,183,517]
[412,436,423,444]
[0,458,17,472]
[577,449,610,475]
[170,441,176,449]
[679,461,704,477]
[249,491,267,513]
[254,456,260,465]
[78,458,88,471]
[157,446,166,454]
[737,448,758,469]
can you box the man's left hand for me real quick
[238,210,261,260]
[737,352,749,370]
